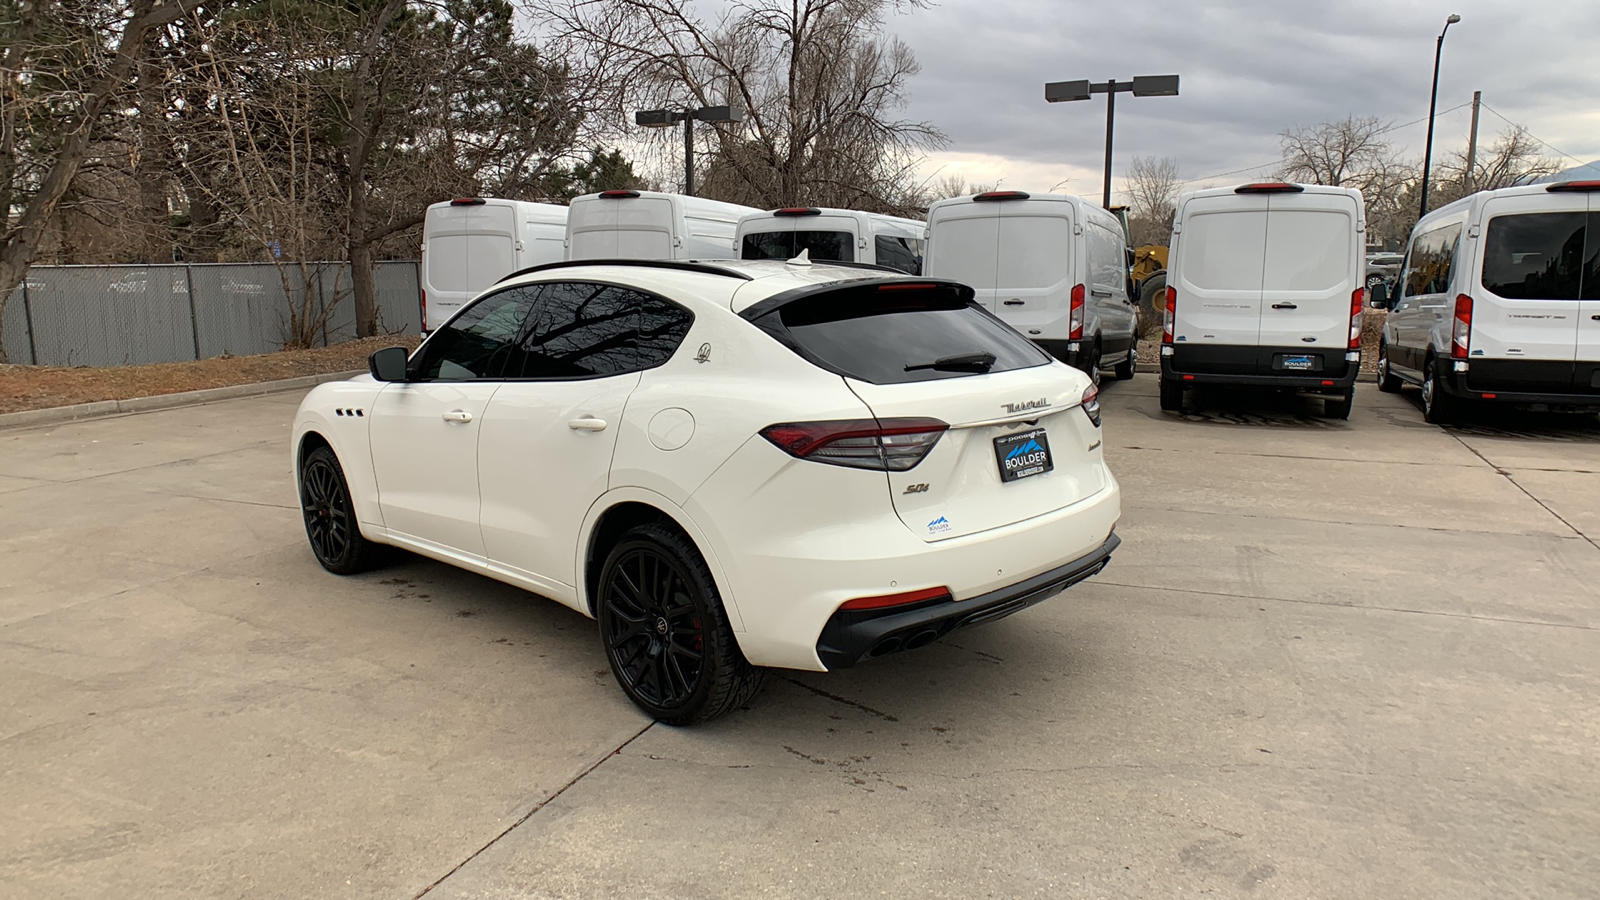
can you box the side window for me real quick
[873,235,923,275]
[1087,224,1122,291]
[510,282,694,379]
[1403,224,1462,297]
[413,286,540,380]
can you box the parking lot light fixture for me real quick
[1045,75,1180,209]
[1418,14,1462,219]
[633,105,744,197]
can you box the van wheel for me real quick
[1322,389,1354,419]
[1377,340,1403,393]
[1422,361,1462,425]
[597,523,764,725]
[1113,339,1136,380]
[1159,378,1185,412]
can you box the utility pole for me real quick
[1418,14,1461,219]
[634,105,744,197]
[1464,90,1482,193]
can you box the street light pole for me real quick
[635,105,744,197]
[1045,75,1179,210]
[1418,14,1461,220]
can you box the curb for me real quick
[0,370,363,430]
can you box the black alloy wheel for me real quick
[597,523,762,725]
[1421,360,1462,426]
[299,445,386,574]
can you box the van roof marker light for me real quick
[973,191,1031,202]
[1546,181,1600,193]
[774,207,822,216]
[450,197,486,206]
[1235,183,1305,194]
[599,190,641,198]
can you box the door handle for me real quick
[1419,304,1446,310]
[441,409,473,424]
[1091,289,1112,298]
[568,417,608,432]
[1271,303,1297,310]
[1003,299,1025,306]
[1592,315,1600,321]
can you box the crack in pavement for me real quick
[1445,432,1600,553]
[1121,502,1586,541]
[779,676,899,721]
[1092,580,1600,631]
[413,721,654,899]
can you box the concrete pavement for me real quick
[2,377,1597,898]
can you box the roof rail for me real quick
[496,259,756,284]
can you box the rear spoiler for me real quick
[738,277,974,321]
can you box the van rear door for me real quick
[924,202,999,306]
[422,201,517,330]
[993,199,1075,340]
[568,194,676,260]
[1258,190,1358,352]
[740,214,860,263]
[1471,191,1587,392]
[1171,194,1268,346]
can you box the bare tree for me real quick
[1432,125,1561,203]
[1278,115,1418,250]
[538,0,945,214]
[1124,156,1179,246]
[0,0,185,362]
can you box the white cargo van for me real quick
[924,191,1138,381]
[420,198,567,332]
[736,207,926,274]
[1159,182,1366,418]
[1373,179,1600,423]
[565,190,759,261]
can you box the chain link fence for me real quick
[1,261,422,367]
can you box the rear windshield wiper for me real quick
[904,351,997,373]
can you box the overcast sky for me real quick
[889,0,1600,201]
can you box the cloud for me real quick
[891,0,1600,199]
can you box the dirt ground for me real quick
[0,335,422,415]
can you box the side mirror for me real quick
[369,346,410,382]
[1367,283,1390,309]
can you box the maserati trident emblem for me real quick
[1002,397,1050,414]
[694,342,712,364]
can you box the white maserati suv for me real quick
[292,259,1121,723]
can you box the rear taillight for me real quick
[1234,182,1305,194]
[420,289,427,327]
[839,586,952,612]
[1162,286,1177,344]
[760,418,948,472]
[450,197,486,206]
[1452,294,1473,359]
[973,191,1031,202]
[774,207,822,216]
[599,189,640,198]
[1080,384,1101,427]
[1069,283,1086,340]
[1349,287,1364,349]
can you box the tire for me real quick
[1159,378,1185,412]
[299,445,389,575]
[1113,336,1136,380]
[596,523,764,725]
[1422,359,1462,425]
[1377,339,1403,393]
[1366,273,1386,295]
[1139,272,1167,318]
[1078,341,1102,386]
[1322,388,1354,420]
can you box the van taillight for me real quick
[450,197,486,206]
[1162,286,1177,344]
[1452,294,1473,359]
[420,289,427,326]
[1069,283,1085,340]
[760,418,948,472]
[1234,182,1305,194]
[774,207,822,216]
[973,191,1031,202]
[599,190,640,199]
[1349,287,1364,349]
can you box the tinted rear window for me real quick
[759,286,1049,384]
[1482,212,1596,300]
[742,230,855,262]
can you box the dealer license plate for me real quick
[1282,355,1314,370]
[994,428,1054,483]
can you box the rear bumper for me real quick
[1442,360,1600,408]
[1162,343,1358,391]
[814,533,1120,670]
